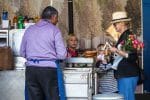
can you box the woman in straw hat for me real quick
[109,11,140,100]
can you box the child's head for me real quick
[97,44,105,55]
[67,34,78,49]
[97,43,111,63]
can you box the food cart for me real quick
[64,57,96,100]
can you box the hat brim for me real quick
[111,18,131,24]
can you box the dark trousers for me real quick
[25,66,60,100]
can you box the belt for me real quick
[27,58,54,64]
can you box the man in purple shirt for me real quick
[20,6,67,100]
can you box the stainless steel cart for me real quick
[64,57,95,100]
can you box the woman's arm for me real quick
[110,47,128,58]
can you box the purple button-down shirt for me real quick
[20,20,67,68]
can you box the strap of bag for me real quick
[55,60,66,100]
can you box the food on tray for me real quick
[83,50,97,57]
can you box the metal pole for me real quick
[68,0,74,34]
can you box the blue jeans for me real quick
[117,76,138,100]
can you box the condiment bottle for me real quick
[13,16,17,29]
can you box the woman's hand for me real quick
[102,59,107,64]
[109,47,128,58]
[109,47,118,53]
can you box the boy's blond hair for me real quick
[97,44,105,51]
[66,34,78,44]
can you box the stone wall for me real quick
[74,0,128,49]
[0,0,141,49]
[0,0,68,42]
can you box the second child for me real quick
[96,44,118,93]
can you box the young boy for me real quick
[66,34,78,57]
[96,43,118,93]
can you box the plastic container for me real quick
[2,10,8,20]
[17,16,24,29]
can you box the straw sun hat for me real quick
[111,11,131,23]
